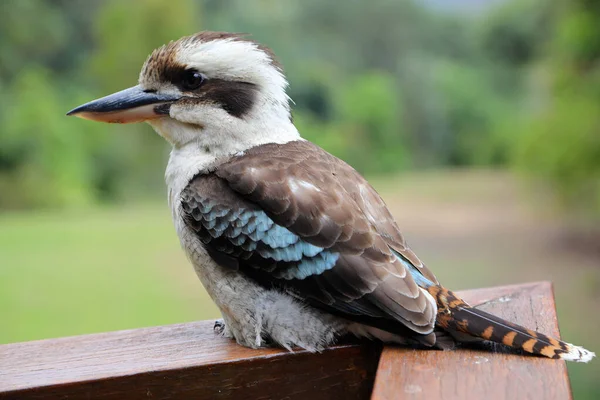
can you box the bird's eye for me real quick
[181,70,205,91]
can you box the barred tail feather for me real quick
[428,286,595,363]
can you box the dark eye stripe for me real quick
[167,67,204,93]
[202,80,257,117]
[159,63,258,118]
[178,79,257,118]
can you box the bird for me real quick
[67,31,594,363]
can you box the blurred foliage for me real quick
[296,72,408,173]
[0,0,597,225]
[0,0,199,207]
[1,1,598,396]
[511,0,600,222]
[0,68,93,208]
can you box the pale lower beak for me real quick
[66,85,179,123]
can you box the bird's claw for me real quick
[214,319,225,334]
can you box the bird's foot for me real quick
[213,319,233,339]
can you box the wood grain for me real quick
[371,281,572,400]
[0,282,571,400]
[0,321,381,400]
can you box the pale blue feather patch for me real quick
[393,250,434,288]
[194,203,340,280]
[261,224,299,248]
[277,251,340,280]
[257,236,324,262]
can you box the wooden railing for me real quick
[0,282,572,400]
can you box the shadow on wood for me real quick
[0,281,571,400]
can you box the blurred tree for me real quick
[0,0,103,208]
[0,0,201,208]
[335,72,409,173]
[0,0,100,83]
[0,0,67,82]
[90,0,199,91]
[433,60,511,166]
[477,0,553,68]
[512,0,600,222]
[297,71,409,174]
[1,0,584,210]
[0,69,94,208]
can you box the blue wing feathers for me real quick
[293,251,339,280]
[192,198,339,280]
[189,196,431,285]
[261,223,299,248]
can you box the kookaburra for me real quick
[68,31,593,362]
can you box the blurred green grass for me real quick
[0,204,219,343]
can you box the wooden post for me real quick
[370,282,572,400]
[0,282,572,400]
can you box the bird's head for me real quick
[68,32,296,150]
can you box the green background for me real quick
[1,0,598,397]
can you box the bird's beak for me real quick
[66,85,179,123]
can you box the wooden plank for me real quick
[0,282,570,400]
[371,281,572,400]
[0,321,381,400]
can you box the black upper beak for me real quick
[66,85,180,124]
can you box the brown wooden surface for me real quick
[371,281,571,400]
[0,321,380,400]
[0,282,571,400]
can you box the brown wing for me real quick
[329,156,439,285]
[212,140,438,336]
